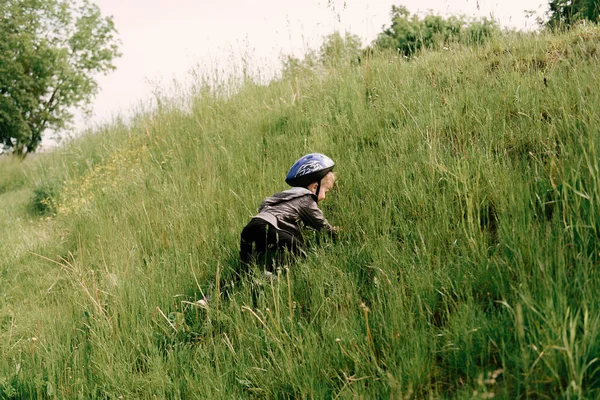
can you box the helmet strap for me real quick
[315,180,322,200]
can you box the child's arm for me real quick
[298,199,336,235]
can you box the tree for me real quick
[0,0,120,155]
[547,0,600,28]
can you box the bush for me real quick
[30,180,59,215]
[375,6,499,56]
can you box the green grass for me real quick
[1,26,600,398]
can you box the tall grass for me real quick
[1,26,600,398]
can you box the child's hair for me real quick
[321,171,336,187]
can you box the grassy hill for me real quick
[1,26,600,398]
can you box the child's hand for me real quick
[331,226,341,238]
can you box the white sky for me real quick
[46,0,549,147]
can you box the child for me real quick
[240,153,338,271]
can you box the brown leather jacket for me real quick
[253,187,335,238]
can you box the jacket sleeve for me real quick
[298,197,336,234]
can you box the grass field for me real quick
[1,25,600,398]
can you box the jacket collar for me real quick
[285,186,317,200]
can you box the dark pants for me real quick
[239,218,302,272]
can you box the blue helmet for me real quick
[285,153,335,188]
